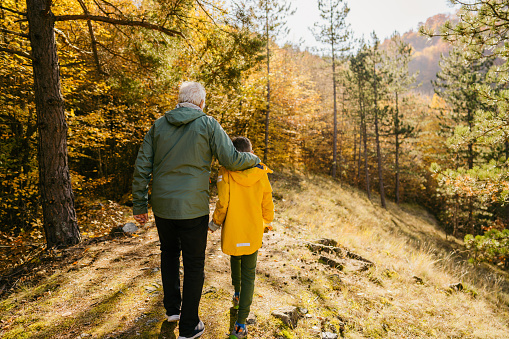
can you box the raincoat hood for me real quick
[229,163,273,187]
[165,107,206,126]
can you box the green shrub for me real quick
[465,229,509,268]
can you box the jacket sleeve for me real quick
[212,168,230,225]
[132,126,155,215]
[209,117,260,171]
[262,174,274,223]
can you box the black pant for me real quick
[154,214,209,337]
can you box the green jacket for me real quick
[132,106,260,219]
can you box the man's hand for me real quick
[134,213,149,225]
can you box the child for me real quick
[209,136,274,339]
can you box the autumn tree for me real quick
[312,0,350,178]
[242,0,294,163]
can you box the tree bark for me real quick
[358,78,370,199]
[467,108,474,170]
[263,6,270,163]
[353,124,357,183]
[373,62,386,209]
[27,0,80,247]
[332,50,337,178]
[395,91,400,205]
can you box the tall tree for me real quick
[245,0,294,163]
[384,34,417,204]
[312,0,350,178]
[349,45,371,199]
[370,34,387,209]
[433,45,493,170]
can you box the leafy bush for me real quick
[465,229,509,268]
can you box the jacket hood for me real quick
[229,163,273,187]
[165,107,206,126]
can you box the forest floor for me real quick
[1,172,509,338]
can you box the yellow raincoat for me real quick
[212,164,274,256]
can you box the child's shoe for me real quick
[230,322,247,338]
[232,292,240,309]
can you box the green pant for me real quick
[231,250,258,324]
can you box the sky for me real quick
[284,0,459,50]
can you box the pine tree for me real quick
[384,34,418,204]
[312,0,350,178]
[349,45,372,199]
[244,0,294,163]
[370,34,387,209]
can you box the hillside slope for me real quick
[1,172,508,338]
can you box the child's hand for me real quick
[264,223,273,233]
[208,220,221,232]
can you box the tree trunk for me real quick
[27,0,80,247]
[505,140,509,161]
[353,125,357,183]
[395,91,400,205]
[263,7,270,163]
[332,46,337,178]
[362,114,370,199]
[357,128,362,186]
[467,108,474,170]
[373,63,386,209]
[359,80,370,199]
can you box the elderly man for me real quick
[132,82,260,339]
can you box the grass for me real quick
[1,170,509,338]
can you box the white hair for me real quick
[178,81,206,106]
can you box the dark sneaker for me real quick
[232,292,240,310]
[177,320,205,339]
[166,314,180,322]
[230,322,248,338]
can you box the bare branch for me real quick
[96,40,136,64]
[0,28,29,39]
[196,0,218,26]
[76,0,107,74]
[54,28,92,54]
[95,0,127,18]
[54,14,185,38]
[0,5,27,16]
[0,46,32,60]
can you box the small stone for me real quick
[321,332,338,339]
[318,256,344,270]
[202,286,217,295]
[413,276,424,284]
[448,282,464,292]
[246,312,257,325]
[271,306,301,329]
[122,222,138,233]
[314,238,338,247]
[146,318,158,325]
